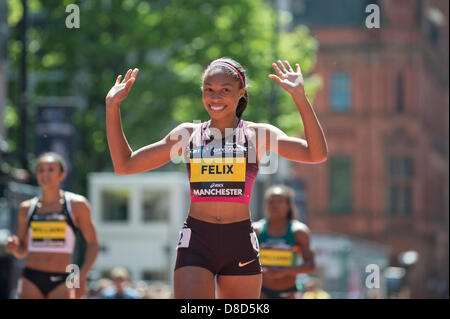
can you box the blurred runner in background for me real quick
[5,152,99,299]
[253,185,315,299]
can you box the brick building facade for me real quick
[291,0,449,298]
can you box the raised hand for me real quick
[106,68,139,106]
[5,236,20,255]
[269,60,305,95]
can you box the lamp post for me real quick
[19,0,28,171]
[266,0,280,188]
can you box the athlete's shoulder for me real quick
[65,193,92,224]
[291,220,311,235]
[175,122,202,132]
[17,198,37,220]
[252,218,266,231]
[65,191,90,210]
[166,122,202,140]
[64,191,87,203]
[244,122,283,140]
[245,121,276,131]
[244,121,263,132]
[19,197,37,211]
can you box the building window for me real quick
[396,72,404,113]
[101,267,133,280]
[141,269,168,282]
[100,269,112,279]
[426,6,445,46]
[142,190,169,222]
[387,156,413,215]
[428,22,440,45]
[329,156,352,213]
[291,0,376,27]
[102,188,129,221]
[330,72,351,112]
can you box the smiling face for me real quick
[202,68,245,121]
[36,156,66,189]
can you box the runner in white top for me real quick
[6,152,99,299]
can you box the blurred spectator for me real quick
[0,138,30,197]
[134,280,149,298]
[366,289,380,299]
[302,277,331,299]
[101,267,140,299]
[85,275,175,299]
[144,281,173,299]
[86,278,113,299]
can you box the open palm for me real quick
[269,60,305,95]
[106,68,139,105]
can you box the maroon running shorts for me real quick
[175,216,262,276]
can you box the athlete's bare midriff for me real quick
[189,201,251,224]
[262,272,297,290]
[25,252,72,273]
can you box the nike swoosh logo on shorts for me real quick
[49,276,63,282]
[238,259,256,267]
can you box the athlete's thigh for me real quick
[18,277,45,299]
[174,266,215,299]
[47,282,73,299]
[216,274,262,299]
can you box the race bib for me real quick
[189,157,246,197]
[176,228,192,249]
[30,221,66,241]
[259,248,297,267]
[190,157,246,182]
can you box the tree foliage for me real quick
[6,0,320,193]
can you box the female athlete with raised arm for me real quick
[105,58,327,298]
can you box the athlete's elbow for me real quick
[315,153,328,163]
[309,260,316,273]
[113,163,131,175]
[89,242,101,254]
[112,153,134,175]
[305,260,316,274]
[308,151,328,163]
[114,168,128,175]
[15,249,28,259]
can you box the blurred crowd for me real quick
[85,267,172,299]
[84,267,332,299]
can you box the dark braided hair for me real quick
[202,57,249,118]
